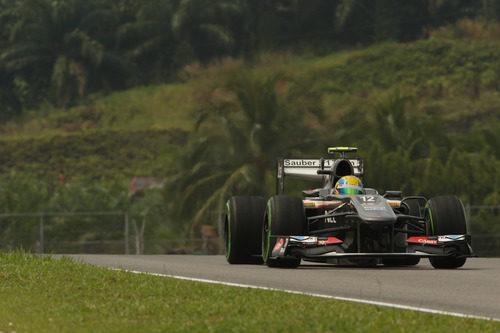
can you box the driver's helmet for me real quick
[334,175,363,195]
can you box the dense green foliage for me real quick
[165,38,500,239]
[0,176,178,253]
[1,252,499,332]
[1,0,499,111]
[2,37,500,248]
[0,1,499,251]
[0,129,186,180]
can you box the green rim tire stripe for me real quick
[264,201,272,263]
[225,201,231,260]
[425,203,435,235]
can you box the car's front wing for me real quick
[269,235,474,260]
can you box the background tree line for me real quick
[0,1,499,254]
[1,0,500,115]
[164,67,500,243]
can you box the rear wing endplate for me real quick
[276,158,363,194]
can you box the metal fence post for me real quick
[39,214,44,254]
[124,211,129,254]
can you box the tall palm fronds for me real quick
[166,71,310,237]
[115,0,176,82]
[367,90,449,158]
[0,62,22,121]
[172,0,243,64]
[1,0,135,106]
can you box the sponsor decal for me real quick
[407,236,438,245]
[316,202,342,208]
[318,237,343,245]
[438,235,465,242]
[273,238,285,251]
[290,236,318,244]
[325,209,337,223]
[362,206,387,211]
[284,159,320,167]
[303,201,342,208]
[283,159,361,168]
[325,216,337,223]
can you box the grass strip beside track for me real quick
[0,252,498,333]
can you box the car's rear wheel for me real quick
[425,195,467,269]
[262,195,306,268]
[404,198,422,217]
[224,196,266,264]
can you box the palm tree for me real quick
[0,1,22,118]
[363,90,449,159]
[171,0,243,65]
[166,70,310,238]
[0,65,22,122]
[115,0,176,82]
[1,0,134,107]
[335,0,432,43]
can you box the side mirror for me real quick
[383,191,403,199]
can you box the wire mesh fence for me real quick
[0,211,223,255]
[0,205,498,256]
[0,211,130,254]
[466,204,500,257]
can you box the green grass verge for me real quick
[0,252,498,332]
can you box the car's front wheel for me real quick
[425,195,467,269]
[262,195,306,268]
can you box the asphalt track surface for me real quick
[66,255,500,321]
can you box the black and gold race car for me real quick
[224,147,474,269]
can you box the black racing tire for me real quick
[224,196,266,264]
[262,195,306,268]
[405,198,422,217]
[425,195,467,269]
[426,196,467,235]
[382,257,420,267]
[392,198,423,254]
[429,256,466,269]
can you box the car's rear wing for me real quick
[276,158,363,194]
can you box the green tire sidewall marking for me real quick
[264,201,272,263]
[458,199,468,233]
[225,201,231,260]
[425,203,435,235]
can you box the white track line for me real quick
[118,268,499,322]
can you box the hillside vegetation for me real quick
[1,27,499,247]
[2,37,499,178]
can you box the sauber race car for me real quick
[224,147,474,269]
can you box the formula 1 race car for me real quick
[223,147,474,269]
